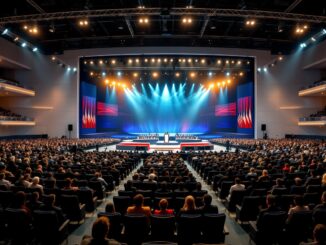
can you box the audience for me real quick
[179,195,198,215]
[153,198,174,215]
[198,194,219,214]
[127,194,151,217]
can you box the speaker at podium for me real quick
[164,132,169,143]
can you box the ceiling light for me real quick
[175,72,180,78]
[300,43,307,48]
[190,72,196,78]
[2,29,8,35]
[111,59,116,64]
[73,67,77,72]
[51,56,56,61]
[152,72,159,78]
[257,67,261,72]
[263,67,267,72]
[21,42,27,47]
[278,56,283,61]
[32,47,38,52]
[246,20,256,27]
[79,20,89,27]
[226,72,230,76]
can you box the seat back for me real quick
[201,213,226,243]
[237,196,260,221]
[227,189,246,212]
[177,214,202,244]
[150,215,175,241]
[123,214,149,245]
[113,196,131,215]
[98,212,122,240]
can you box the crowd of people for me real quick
[0,107,30,121]
[175,133,199,140]
[136,134,159,140]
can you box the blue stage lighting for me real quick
[67,67,71,71]
[1,29,8,35]
[21,42,27,47]
[322,29,326,35]
[311,37,316,42]
[300,43,307,48]
[32,47,38,52]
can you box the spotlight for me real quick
[170,58,174,62]
[102,72,106,76]
[300,43,307,48]
[217,82,221,87]
[2,29,8,35]
[226,72,230,76]
[73,67,77,72]
[217,60,221,64]
[239,72,244,76]
[133,72,138,78]
[32,47,38,52]
[90,61,94,65]
[182,59,186,63]
[144,58,148,63]
[208,72,213,77]
[67,67,71,71]
[278,56,283,61]
[105,79,109,85]
[117,71,122,76]
[157,58,161,63]
[237,60,242,65]
[322,29,326,35]
[225,60,229,64]
[200,59,206,64]
[175,72,180,78]
[99,60,103,65]
[152,72,159,78]
[187,58,192,63]
[263,67,267,72]
[311,37,316,42]
[21,42,27,47]
[90,72,94,76]
[139,17,149,24]
[182,17,192,24]
[14,37,19,42]
[246,20,256,27]
[111,59,116,64]
[227,79,231,84]
[257,67,261,72]
[151,58,155,63]
[135,58,140,63]
[209,83,214,88]
[51,56,56,61]
[128,59,133,64]
[190,72,196,78]
[79,20,89,27]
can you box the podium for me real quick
[164,132,169,143]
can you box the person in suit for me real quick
[198,194,218,214]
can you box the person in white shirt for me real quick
[228,177,245,200]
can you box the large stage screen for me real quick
[79,55,255,138]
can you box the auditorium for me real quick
[0,1,326,245]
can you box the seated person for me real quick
[313,191,326,225]
[287,195,309,223]
[270,178,286,194]
[153,199,174,215]
[80,216,120,245]
[257,169,270,182]
[63,177,79,191]
[246,167,258,180]
[155,181,171,194]
[144,173,157,183]
[178,195,199,216]
[104,202,117,214]
[26,191,43,212]
[39,194,66,224]
[29,176,44,195]
[198,194,219,214]
[124,180,136,192]
[300,224,326,245]
[256,195,281,230]
[290,177,304,194]
[228,177,245,199]
[126,194,151,217]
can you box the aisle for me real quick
[184,159,252,245]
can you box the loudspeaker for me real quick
[68,124,73,131]
[261,124,266,131]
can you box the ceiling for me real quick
[0,0,325,55]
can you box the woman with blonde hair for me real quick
[178,195,199,215]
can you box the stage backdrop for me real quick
[79,55,255,138]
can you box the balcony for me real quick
[0,79,35,96]
[298,116,326,126]
[298,80,326,97]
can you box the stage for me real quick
[115,139,214,151]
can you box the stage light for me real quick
[105,79,109,85]
[209,83,214,88]
[152,72,159,78]
[175,72,180,78]
[170,58,173,62]
[226,72,230,76]
[99,60,103,65]
[102,72,106,76]
[21,42,27,47]
[111,59,116,64]
[217,60,221,64]
[222,81,225,86]
[90,61,94,65]
[79,20,89,27]
[164,58,168,63]
[217,82,220,87]
[225,60,229,64]
[14,37,19,42]
[237,60,242,65]
[278,56,283,61]
[73,67,77,72]
[90,72,94,76]
[246,20,256,27]
[263,67,267,72]
[117,71,122,76]
[182,59,186,63]
[257,67,261,72]
[128,59,133,64]
[32,47,38,52]
[239,72,244,76]
[300,43,307,48]
[67,67,71,71]
[23,25,28,30]
[227,79,231,84]
[208,72,213,77]
[200,59,206,64]
[51,56,56,61]
[231,60,235,64]
[188,58,192,63]
[157,58,161,63]
[322,29,326,35]
[178,58,181,62]
[151,58,155,63]
[133,72,138,78]
[311,37,316,42]
[182,17,192,24]
[144,58,148,63]
[139,17,149,24]
[190,72,196,78]
[122,84,126,88]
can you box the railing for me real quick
[0,79,33,90]
[0,115,34,121]
[299,80,326,91]
[299,116,326,121]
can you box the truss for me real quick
[0,8,325,25]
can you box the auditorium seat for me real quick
[89,181,105,200]
[236,196,260,222]
[98,212,123,241]
[0,190,14,209]
[113,196,131,215]
[177,214,202,244]
[33,210,70,245]
[218,181,233,200]
[225,189,247,212]
[201,213,228,244]
[150,214,176,241]
[60,194,86,223]
[78,189,98,212]
[123,214,149,244]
